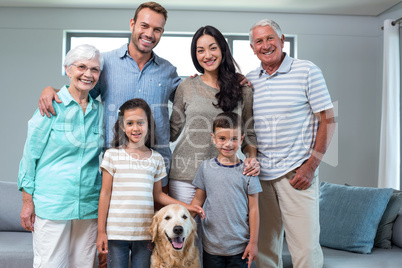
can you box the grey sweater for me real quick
[169,76,257,181]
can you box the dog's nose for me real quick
[173,225,183,235]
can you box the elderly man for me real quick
[246,19,335,268]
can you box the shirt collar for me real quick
[117,44,129,58]
[118,43,161,66]
[58,85,74,106]
[214,157,243,168]
[152,53,161,66]
[58,85,95,113]
[258,52,293,77]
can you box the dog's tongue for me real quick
[172,237,184,249]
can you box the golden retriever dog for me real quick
[150,204,200,268]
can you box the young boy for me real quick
[191,112,262,268]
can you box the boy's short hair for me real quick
[213,112,244,135]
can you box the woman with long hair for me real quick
[169,24,259,228]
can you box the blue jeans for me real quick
[107,240,152,268]
[203,250,248,268]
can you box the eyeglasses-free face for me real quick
[250,25,285,75]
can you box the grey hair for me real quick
[249,19,282,45]
[64,44,104,71]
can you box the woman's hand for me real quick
[20,190,35,231]
[186,204,205,219]
[243,158,260,176]
[39,86,61,117]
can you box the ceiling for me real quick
[0,0,400,16]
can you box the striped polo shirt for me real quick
[246,53,333,181]
[100,147,166,241]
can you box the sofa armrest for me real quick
[0,181,27,232]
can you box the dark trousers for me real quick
[203,250,248,268]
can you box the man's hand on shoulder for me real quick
[243,158,260,176]
[39,86,61,117]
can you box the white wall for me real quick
[0,5,398,187]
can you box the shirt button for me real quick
[78,167,81,170]
[139,89,142,92]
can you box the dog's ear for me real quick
[150,211,159,242]
[184,214,198,251]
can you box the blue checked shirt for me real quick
[18,86,104,220]
[90,44,181,185]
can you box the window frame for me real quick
[225,34,296,58]
[63,31,297,76]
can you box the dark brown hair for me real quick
[213,112,244,135]
[111,98,157,149]
[133,1,168,22]
[191,25,243,112]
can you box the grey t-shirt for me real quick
[192,158,262,256]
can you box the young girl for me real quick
[97,98,204,268]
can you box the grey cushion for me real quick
[392,214,402,248]
[374,191,402,248]
[0,181,26,232]
[319,182,393,254]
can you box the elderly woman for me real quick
[18,44,104,267]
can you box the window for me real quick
[66,32,130,53]
[228,35,296,75]
[153,33,196,76]
[65,31,296,76]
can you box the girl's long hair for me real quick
[191,25,243,112]
[111,98,157,149]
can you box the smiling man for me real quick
[128,2,166,66]
[39,2,181,191]
[246,19,335,268]
[89,2,180,187]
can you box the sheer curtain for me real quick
[378,19,401,189]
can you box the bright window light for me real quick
[65,32,296,77]
[70,37,129,53]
